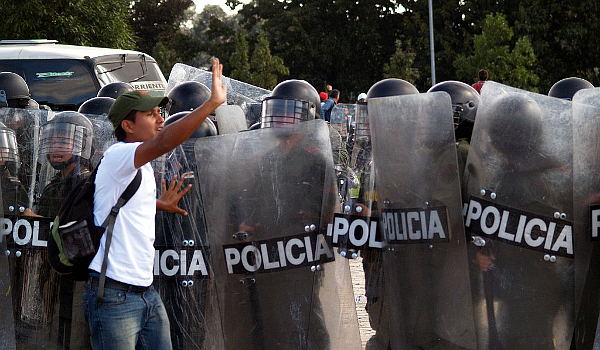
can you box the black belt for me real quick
[88,275,150,293]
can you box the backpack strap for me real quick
[96,169,142,302]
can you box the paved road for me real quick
[349,256,376,349]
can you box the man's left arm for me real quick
[157,174,192,215]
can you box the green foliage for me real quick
[0,0,134,49]
[237,0,403,100]
[189,5,238,71]
[383,40,420,84]
[230,32,253,83]
[248,30,289,89]
[454,13,539,92]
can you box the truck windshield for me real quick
[0,59,97,110]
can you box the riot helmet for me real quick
[548,77,593,100]
[428,81,480,127]
[166,81,211,115]
[97,81,135,99]
[0,121,20,174]
[357,78,419,140]
[78,96,115,116]
[40,111,93,170]
[487,93,543,157]
[261,79,320,128]
[164,111,217,139]
[0,72,31,108]
[367,78,419,99]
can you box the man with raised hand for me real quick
[84,58,226,350]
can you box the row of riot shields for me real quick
[0,99,362,349]
[328,82,600,350]
[166,63,270,128]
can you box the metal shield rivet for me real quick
[8,206,14,212]
[181,280,189,287]
[18,206,25,212]
[355,206,363,213]
[340,250,347,257]
[560,213,566,220]
[480,189,486,196]
[310,265,317,272]
[344,205,351,213]
[553,212,560,219]
[316,265,322,271]
[310,224,316,231]
[543,254,550,261]
[187,280,194,287]
[15,251,21,258]
[188,240,195,246]
[183,240,189,246]
[4,250,10,256]
[490,193,497,200]
[351,252,358,259]
[550,256,557,263]
[304,225,310,232]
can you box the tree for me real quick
[188,5,238,72]
[0,0,134,49]
[454,13,539,91]
[383,40,420,84]
[248,30,289,89]
[129,0,195,55]
[237,0,403,100]
[230,32,253,82]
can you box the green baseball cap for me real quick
[108,91,169,130]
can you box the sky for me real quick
[192,0,245,14]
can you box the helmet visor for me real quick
[40,122,86,157]
[261,98,313,128]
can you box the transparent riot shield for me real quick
[330,103,353,141]
[195,120,360,350]
[0,109,115,349]
[153,134,224,350]
[464,81,575,349]
[572,88,600,348]
[0,167,15,350]
[367,92,476,349]
[167,63,271,127]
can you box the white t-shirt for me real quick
[89,142,157,286]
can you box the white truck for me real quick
[0,39,167,110]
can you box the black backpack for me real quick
[48,160,141,282]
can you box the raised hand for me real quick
[209,57,227,106]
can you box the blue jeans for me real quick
[83,281,172,350]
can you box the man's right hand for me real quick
[208,58,227,108]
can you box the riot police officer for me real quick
[357,79,418,346]
[427,81,480,186]
[0,72,39,109]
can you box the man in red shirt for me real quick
[472,69,489,93]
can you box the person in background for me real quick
[321,89,340,122]
[472,69,488,94]
[357,93,367,103]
